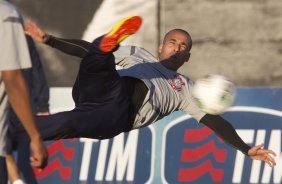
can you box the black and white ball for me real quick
[192,74,236,115]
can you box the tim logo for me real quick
[162,115,228,184]
[162,107,282,184]
[78,129,153,184]
[29,129,153,184]
[34,139,77,182]
[178,127,226,182]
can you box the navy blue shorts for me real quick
[11,37,130,141]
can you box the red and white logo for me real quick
[169,75,185,92]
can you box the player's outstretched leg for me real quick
[99,16,142,52]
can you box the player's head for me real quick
[159,29,192,60]
[158,29,192,70]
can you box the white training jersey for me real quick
[0,0,32,156]
[114,46,206,129]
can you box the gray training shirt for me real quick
[0,0,32,156]
[114,46,206,129]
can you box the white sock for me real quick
[12,179,26,184]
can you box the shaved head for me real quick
[163,29,192,50]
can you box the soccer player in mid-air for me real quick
[11,16,276,167]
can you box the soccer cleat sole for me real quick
[100,16,142,52]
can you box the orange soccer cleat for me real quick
[99,16,142,52]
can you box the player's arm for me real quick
[200,114,250,154]
[45,35,90,58]
[200,114,276,167]
[25,21,90,58]
[2,70,48,169]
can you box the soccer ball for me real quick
[192,74,236,115]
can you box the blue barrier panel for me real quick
[15,88,282,184]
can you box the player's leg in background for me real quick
[0,156,8,184]
[6,155,24,184]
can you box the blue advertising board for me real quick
[16,88,282,184]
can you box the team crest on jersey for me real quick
[169,75,185,92]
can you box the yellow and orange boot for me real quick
[99,16,142,52]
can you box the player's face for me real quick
[158,30,191,61]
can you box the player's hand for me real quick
[30,136,48,170]
[24,21,48,43]
[248,144,276,167]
